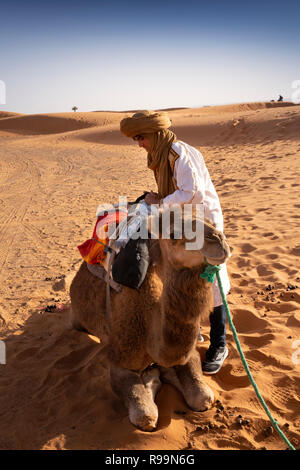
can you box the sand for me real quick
[0,101,299,450]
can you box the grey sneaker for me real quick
[202,346,228,375]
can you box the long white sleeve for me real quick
[163,147,204,205]
[162,141,224,231]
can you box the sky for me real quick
[0,0,300,114]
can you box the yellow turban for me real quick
[120,110,172,138]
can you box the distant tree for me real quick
[72,106,78,112]
[277,95,283,102]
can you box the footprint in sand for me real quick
[215,364,250,389]
[247,350,293,371]
[239,279,253,286]
[291,246,300,256]
[241,333,275,349]
[259,176,276,181]
[219,178,237,185]
[270,377,299,410]
[239,243,257,254]
[266,155,280,160]
[256,265,275,277]
[230,354,263,377]
[269,302,298,314]
[231,272,242,279]
[236,257,252,269]
[265,253,279,260]
[256,207,269,213]
[206,436,254,451]
[227,222,238,230]
[286,312,300,327]
[270,263,299,279]
[232,308,268,333]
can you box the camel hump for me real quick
[168,147,180,173]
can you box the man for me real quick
[120,110,230,374]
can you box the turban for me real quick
[120,110,177,199]
[120,110,172,138]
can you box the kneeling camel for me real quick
[70,207,230,430]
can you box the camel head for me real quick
[148,205,231,269]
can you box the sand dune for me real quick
[0,102,299,450]
[67,103,300,147]
[0,112,127,134]
[189,101,296,113]
[0,111,23,119]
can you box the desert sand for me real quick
[0,102,299,450]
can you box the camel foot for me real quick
[159,351,214,411]
[110,365,161,432]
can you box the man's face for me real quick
[133,135,151,153]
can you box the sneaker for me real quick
[202,346,228,375]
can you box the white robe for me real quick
[162,140,230,307]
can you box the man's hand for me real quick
[144,190,160,205]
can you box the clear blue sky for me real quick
[0,0,299,114]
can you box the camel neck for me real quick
[162,264,209,320]
[150,263,212,367]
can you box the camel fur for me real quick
[70,206,231,431]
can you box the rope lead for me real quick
[200,263,296,451]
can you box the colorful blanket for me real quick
[78,209,127,265]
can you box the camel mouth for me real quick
[204,256,226,266]
[204,246,231,266]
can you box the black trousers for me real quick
[209,304,226,349]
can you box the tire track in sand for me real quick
[0,157,41,280]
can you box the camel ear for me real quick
[202,221,231,265]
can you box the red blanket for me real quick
[78,209,127,265]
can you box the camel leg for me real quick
[110,365,161,431]
[159,350,214,411]
[70,307,89,333]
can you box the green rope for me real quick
[200,263,221,283]
[200,264,296,451]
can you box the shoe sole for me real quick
[202,347,228,375]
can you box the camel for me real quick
[70,206,231,431]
